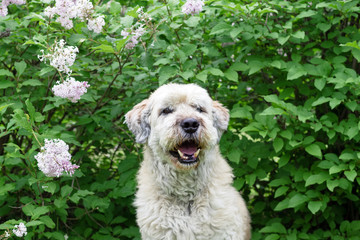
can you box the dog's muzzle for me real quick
[169,140,201,165]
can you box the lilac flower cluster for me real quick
[44,0,105,33]
[119,7,151,50]
[38,39,78,76]
[0,0,25,17]
[121,25,146,50]
[182,0,205,15]
[12,223,27,237]
[87,15,105,33]
[34,139,79,177]
[52,77,90,103]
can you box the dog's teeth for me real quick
[194,149,200,158]
[177,149,185,158]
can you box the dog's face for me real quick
[125,83,229,170]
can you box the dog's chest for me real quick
[137,195,232,239]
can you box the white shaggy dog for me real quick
[125,83,251,240]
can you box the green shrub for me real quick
[0,0,359,239]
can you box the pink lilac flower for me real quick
[52,77,90,103]
[12,223,27,237]
[182,0,204,15]
[121,25,145,50]
[38,39,79,76]
[0,0,26,17]
[35,139,79,177]
[87,15,105,33]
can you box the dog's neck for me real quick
[144,146,220,203]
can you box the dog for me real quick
[125,83,251,240]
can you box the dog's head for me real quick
[125,83,229,170]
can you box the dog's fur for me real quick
[125,83,251,240]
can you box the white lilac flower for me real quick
[4,231,10,237]
[0,0,26,17]
[38,39,79,76]
[43,0,103,33]
[121,25,145,50]
[76,0,93,21]
[182,0,204,15]
[52,77,90,103]
[35,139,79,177]
[87,15,105,33]
[246,87,253,92]
[12,223,27,237]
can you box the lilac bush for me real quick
[1,0,360,239]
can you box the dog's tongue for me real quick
[178,142,198,155]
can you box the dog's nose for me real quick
[181,118,199,134]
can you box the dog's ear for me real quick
[125,99,151,144]
[212,100,229,134]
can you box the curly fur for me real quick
[125,83,251,240]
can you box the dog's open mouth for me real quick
[169,140,201,165]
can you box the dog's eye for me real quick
[196,106,205,113]
[161,107,173,115]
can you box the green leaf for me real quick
[260,106,284,116]
[32,206,50,219]
[13,109,32,132]
[230,106,253,119]
[227,148,242,164]
[278,35,290,45]
[264,234,280,240]
[351,48,360,62]
[329,164,346,174]
[326,179,339,192]
[61,185,73,198]
[344,170,357,182]
[312,96,331,106]
[305,172,330,186]
[159,66,177,85]
[224,69,238,82]
[260,222,287,234]
[42,182,57,194]
[308,201,322,214]
[25,99,35,122]
[0,80,15,89]
[0,183,15,195]
[0,69,14,77]
[291,31,305,39]
[295,10,317,20]
[273,138,284,153]
[39,216,55,229]
[288,194,309,208]
[305,144,322,159]
[115,39,128,51]
[184,16,200,27]
[317,23,331,32]
[26,220,43,227]
[14,61,26,77]
[22,79,43,86]
[210,22,232,35]
[181,44,197,55]
[196,71,207,82]
[92,44,115,53]
[287,65,307,80]
[208,68,223,76]
[248,60,264,75]
[274,186,289,198]
[314,78,326,91]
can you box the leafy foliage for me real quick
[1,0,360,239]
